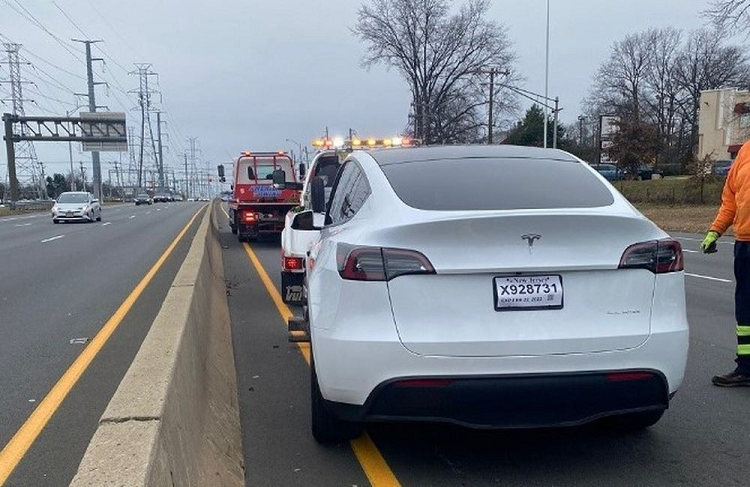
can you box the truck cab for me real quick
[228,151,301,241]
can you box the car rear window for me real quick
[380,157,615,211]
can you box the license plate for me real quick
[66,211,73,217]
[494,275,563,311]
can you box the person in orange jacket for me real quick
[701,141,750,386]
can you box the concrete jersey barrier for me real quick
[71,201,244,486]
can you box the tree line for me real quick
[351,0,750,172]
[583,25,750,169]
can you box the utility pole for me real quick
[80,161,86,189]
[1,43,43,201]
[578,115,585,146]
[72,39,105,200]
[543,0,550,149]
[488,70,495,144]
[476,67,508,145]
[553,96,560,149]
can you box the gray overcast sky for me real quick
[0,0,722,181]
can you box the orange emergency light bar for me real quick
[311,137,418,149]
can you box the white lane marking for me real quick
[41,235,64,243]
[676,236,733,245]
[146,211,152,215]
[156,208,161,212]
[683,249,698,253]
[14,223,32,227]
[129,215,135,219]
[101,222,111,226]
[685,273,733,283]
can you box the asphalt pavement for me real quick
[221,212,750,487]
[0,201,205,486]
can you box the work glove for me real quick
[700,231,720,254]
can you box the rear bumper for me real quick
[53,213,90,221]
[326,371,669,428]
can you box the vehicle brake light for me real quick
[337,244,435,281]
[618,239,683,274]
[284,256,303,270]
[606,371,654,382]
[243,211,257,223]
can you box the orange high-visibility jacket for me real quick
[711,142,750,241]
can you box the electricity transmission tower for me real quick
[129,64,159,189]
[187,137,199,198]
[1,43,44,199]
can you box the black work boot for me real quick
[712,370,750,387]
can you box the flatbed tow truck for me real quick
[227,151,302,242]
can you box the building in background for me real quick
[698,88,750,161]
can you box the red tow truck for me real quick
[227,151,302,242]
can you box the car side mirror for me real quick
[91,199,99,204]
[272,169,286,188]
[310,176,325,214]
[291,210,316,231]
[299,163,306,179]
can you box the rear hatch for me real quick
[380,212,659,357]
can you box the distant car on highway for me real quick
[712,159,734,177]
[134,193,153,205]
[594,163,621,181]
[52,191,101,224]
[153,192,171,203]
[295,145,688,442]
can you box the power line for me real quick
[3,0,85,64]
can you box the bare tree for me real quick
[643,27,682,148]
[589,31,652,121]
[352,0,517,144]
[705,0,750,33]
[674,28,750,154]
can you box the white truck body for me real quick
[280,150,343,304]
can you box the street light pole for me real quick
[543,0,550,148]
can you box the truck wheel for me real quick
[311,357,363,443]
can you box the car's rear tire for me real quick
[311,358,363,443]
[230,223,237,234]
[96,211,102,222]
[605,409,664,430]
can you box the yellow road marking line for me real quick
[240,241,400,487]
[0,205,207,485]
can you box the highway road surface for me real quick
[0,201,205,486]
[219,206,750,486]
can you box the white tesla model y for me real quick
[295,145,688,442]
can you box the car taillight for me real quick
[337,244,435,281]
[284,256,303,270]
[618,239,683,274]
[243,211,257,223]
[606,371,654,382]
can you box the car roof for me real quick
[366,145,578,166]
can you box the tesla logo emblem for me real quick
[522,234,541,248]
